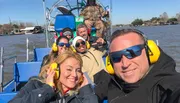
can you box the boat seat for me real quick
[103,100,108,103]
[13,62,42,91]
[34,48,51,62]
[55,14,76,32]
[0,92,17,103]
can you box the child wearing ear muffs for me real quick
[71,36,107,82]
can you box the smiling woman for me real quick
[9,51,99,103]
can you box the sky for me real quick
[0,0,180,25]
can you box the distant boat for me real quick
[48,26,55,32]
[20,26,43,34]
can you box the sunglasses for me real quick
[58,42,70,47]
[75,41,86,48]
[110,44,145,63]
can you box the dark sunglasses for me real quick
[75,41,86,48]
[58,42,70,47]
[110,44,145,63]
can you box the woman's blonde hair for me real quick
[39,50,83,95]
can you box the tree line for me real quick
[131,12,180,26]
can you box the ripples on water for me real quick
[1,25,180,83]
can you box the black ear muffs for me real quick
[50,63,60,80]
[105,40,161,75]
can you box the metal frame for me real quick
[0,47,17,92]
[43,0,64,48]
[0,47,3,92]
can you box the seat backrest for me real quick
[103,100,108,103]
[75,16,84,29]
[14,62,42,82]
[55,14,76,32]
[0,92,17,103]
[34,48,51,62]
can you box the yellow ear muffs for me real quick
[50,62,60,80]
[105,55,114,74]
[147,40,160,64]
[52,43,58,52]
[70,45,77,53]
[86,41,90,49]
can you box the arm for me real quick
[77,84,99,103]
[80,7,88,17]
[98,5,109,17]
[9,79,56,103]
[94,70,111,101]
[90,36,108,52]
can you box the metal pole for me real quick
[77,0,79,15]
[156,40,159,46]
[110,0,113,35]
[26,38,29,62]
[43,0,49,47]
[0,47,4,92]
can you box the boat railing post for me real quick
[156,40,159,46]
[0,47,4,92]
[110,0,113,36]
[26,38,29,62]
[43,0,49,48]
[43,0,63,48]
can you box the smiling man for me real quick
[109,30,149,84]
[94,29,180,103]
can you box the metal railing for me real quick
[0,47,17,92]
[0,47,3,92]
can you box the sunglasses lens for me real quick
[81,41,86,45]
[75,43,80,48]
[66,44,70,47]
[58,43,64,47]
[110,44,144,63]
[111,56,122,63]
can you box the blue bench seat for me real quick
[34,48,51,62]
[0,92,17,103]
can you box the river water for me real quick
[1,25,180,84]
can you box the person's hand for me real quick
[80,74,89,88]
[96,38,105,45]
[46,68,56,88]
